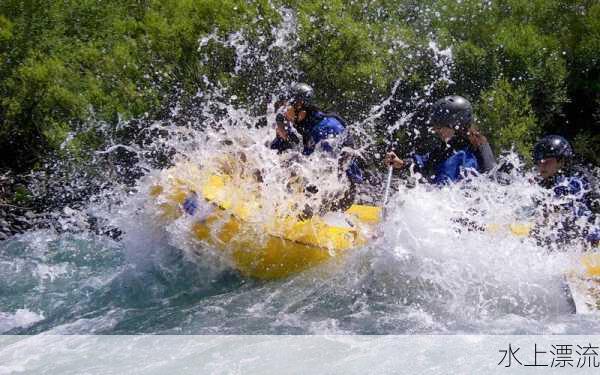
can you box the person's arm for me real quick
[468,128,496,172]
[270,111,300,152]
[476,142,497,173]
[331,129,364,184]
[385,150,434,175]
[275,113,289,139]
[385,151,410,170]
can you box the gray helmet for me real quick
[290,83,314,104]
[430,95,473,131]
[533,135,573,162]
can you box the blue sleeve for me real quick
[411,154,429,172]
[314,117,344,150]
[309,116,364,184]
[306,117,345,154]
[271,137,293,153]
[346,160,363,184]
[271,127,300,153]
[271,137,285,151]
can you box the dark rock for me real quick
[13,216,29,225]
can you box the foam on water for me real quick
[0,309,44,333]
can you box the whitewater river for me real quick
[1,3,597,340]
[1,162,597,336]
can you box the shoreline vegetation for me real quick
[0,1,599,233]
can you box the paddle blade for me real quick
[345,204,382,225]
[509,223,532,237]
[485,223,532,237]
[581,253,600,278]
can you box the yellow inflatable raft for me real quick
[565,253,600,314]
[149,164,381,280]
[488,221,600,313]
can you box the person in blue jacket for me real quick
[384,95,496,185]
[270,83,363,205]
[531,135,599,247]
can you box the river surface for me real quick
[1,168,597,335]
[1,5,598,337]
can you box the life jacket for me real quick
[270,105,301,153]
[303,115,345,155]
[275,105,363,183]
[412,136,480,185]
[537,170,599,246]
[540,170,594,217]
[434,149,479,185]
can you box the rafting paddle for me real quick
[382,165,394,216]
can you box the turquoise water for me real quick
[1,120,597,335]
[2,177,598,335]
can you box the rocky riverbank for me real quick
[0,172,121,241]
[0,205,45,240]
[0,172,51,239]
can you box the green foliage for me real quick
[494,23,567,122]
[476,79,539,160]
[294,0,390,114]
[291,0,433,117]
[573,131,600,166]
[0,0,598,172]
[0,15,11,43]
[436,0,568,120]
[12,184,32,206]
[0,0,279,172]
[433,0,597,163]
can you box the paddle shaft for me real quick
[382,165,393,207]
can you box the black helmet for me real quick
[430,95,473,131]
[533,135,573,162]
[290,83,314,104]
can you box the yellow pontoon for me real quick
[149,164,381,280]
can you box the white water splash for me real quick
[0,309,44,333]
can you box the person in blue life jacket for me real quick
[384,95,496,185]
[270,83,363,213]
[530,135,599,248]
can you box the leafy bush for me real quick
[0,0,598,172]
[476,79,539,159]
